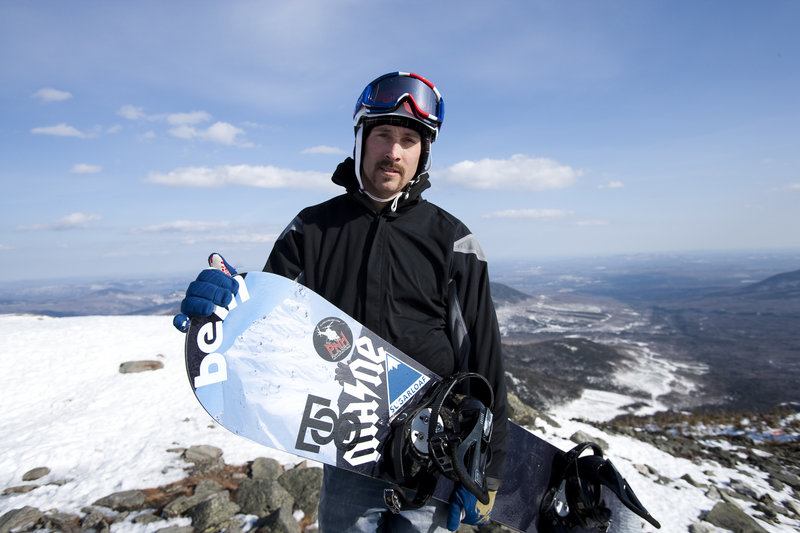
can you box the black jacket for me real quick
[264,158,508,487]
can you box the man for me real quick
[179,72,508,532]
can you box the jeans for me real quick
[318,464,451,533]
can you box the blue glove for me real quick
[173,268,239,332]
[446,485,496,531]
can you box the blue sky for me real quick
[1,0,798,281]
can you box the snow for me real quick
[556,342,709,422]
[1,314,796,532]
[0,314,298,524]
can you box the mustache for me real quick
[375,158,404,173]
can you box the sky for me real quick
[1,0,799,281]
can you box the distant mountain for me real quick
[737,268,800,299]
[490,282,530,305]
[0,278,185,316]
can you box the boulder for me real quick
[186,491,240,533]
[278,466,323,521]
[703,501,769,533]
[22,466,51,481]
[0,506,43,533]
[236,478,294,517]
[93,489,146,511]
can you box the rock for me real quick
[784,497,800,518]
[41,511,81,532]
[703,501,769,533]
[132,512,161,524]
[22,466,51,481]
[237,478,294,517]
[681,473,707,488]
[730,478,759,501]
[688,522,716,533]
[634,463,659,477]
[506,392,540,427]
[162,476,228,518]
[155,527,194,533]
[162,495,195,518]
[252,457,284,480]
[2,484,39,495]
[0,506,44,533]
[278,466,323,521]
[80,508,109,532]
[183,445,224,473]
[195,477,225,497]
[705,485,722,501]
[719,487,743,504]
[768,475,784,491]
[568,431,608,451]
[186,490,241,533]
[93,489,146,511]
[119,360,164,373]
[253,507,302,533]
[770,470,800,490]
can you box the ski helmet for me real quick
[352,72,445,203]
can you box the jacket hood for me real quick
[331,157,431,209]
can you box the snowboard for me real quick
[184,271,658,532]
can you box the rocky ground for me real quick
[597,407,800,533]
[3,398,798,532]
[1,444,320,533]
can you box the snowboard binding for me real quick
[383,372,494,513]
[541,442,661,531]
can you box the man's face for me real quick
[361,124,422,200]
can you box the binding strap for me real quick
[383,372,494,513]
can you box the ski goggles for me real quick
[354,72,444,129]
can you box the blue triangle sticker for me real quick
[386,353,430,417]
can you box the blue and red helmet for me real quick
[353,72,444,141]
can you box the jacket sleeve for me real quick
[448,231,509,490]
[262,214,305,282]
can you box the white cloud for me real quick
[116,106,249,145]
[146,165,335,190]
[598,181,624,189]
[117,105,147,120]
[168,125,197,140]
[167,111,212,125]
[70,164,102,174]
[181,232,278,245]
[32,88,72,102]
[130,220,277,246]
[301,145,347,155]
[18,213,101,231]
[436,154,581,190]
[168,121,248,146]
[482,208,573,220]
[787,183,800,191]
[131,220,232,233]
[30,123,87,138]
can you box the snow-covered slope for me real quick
[0,314,797,532]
